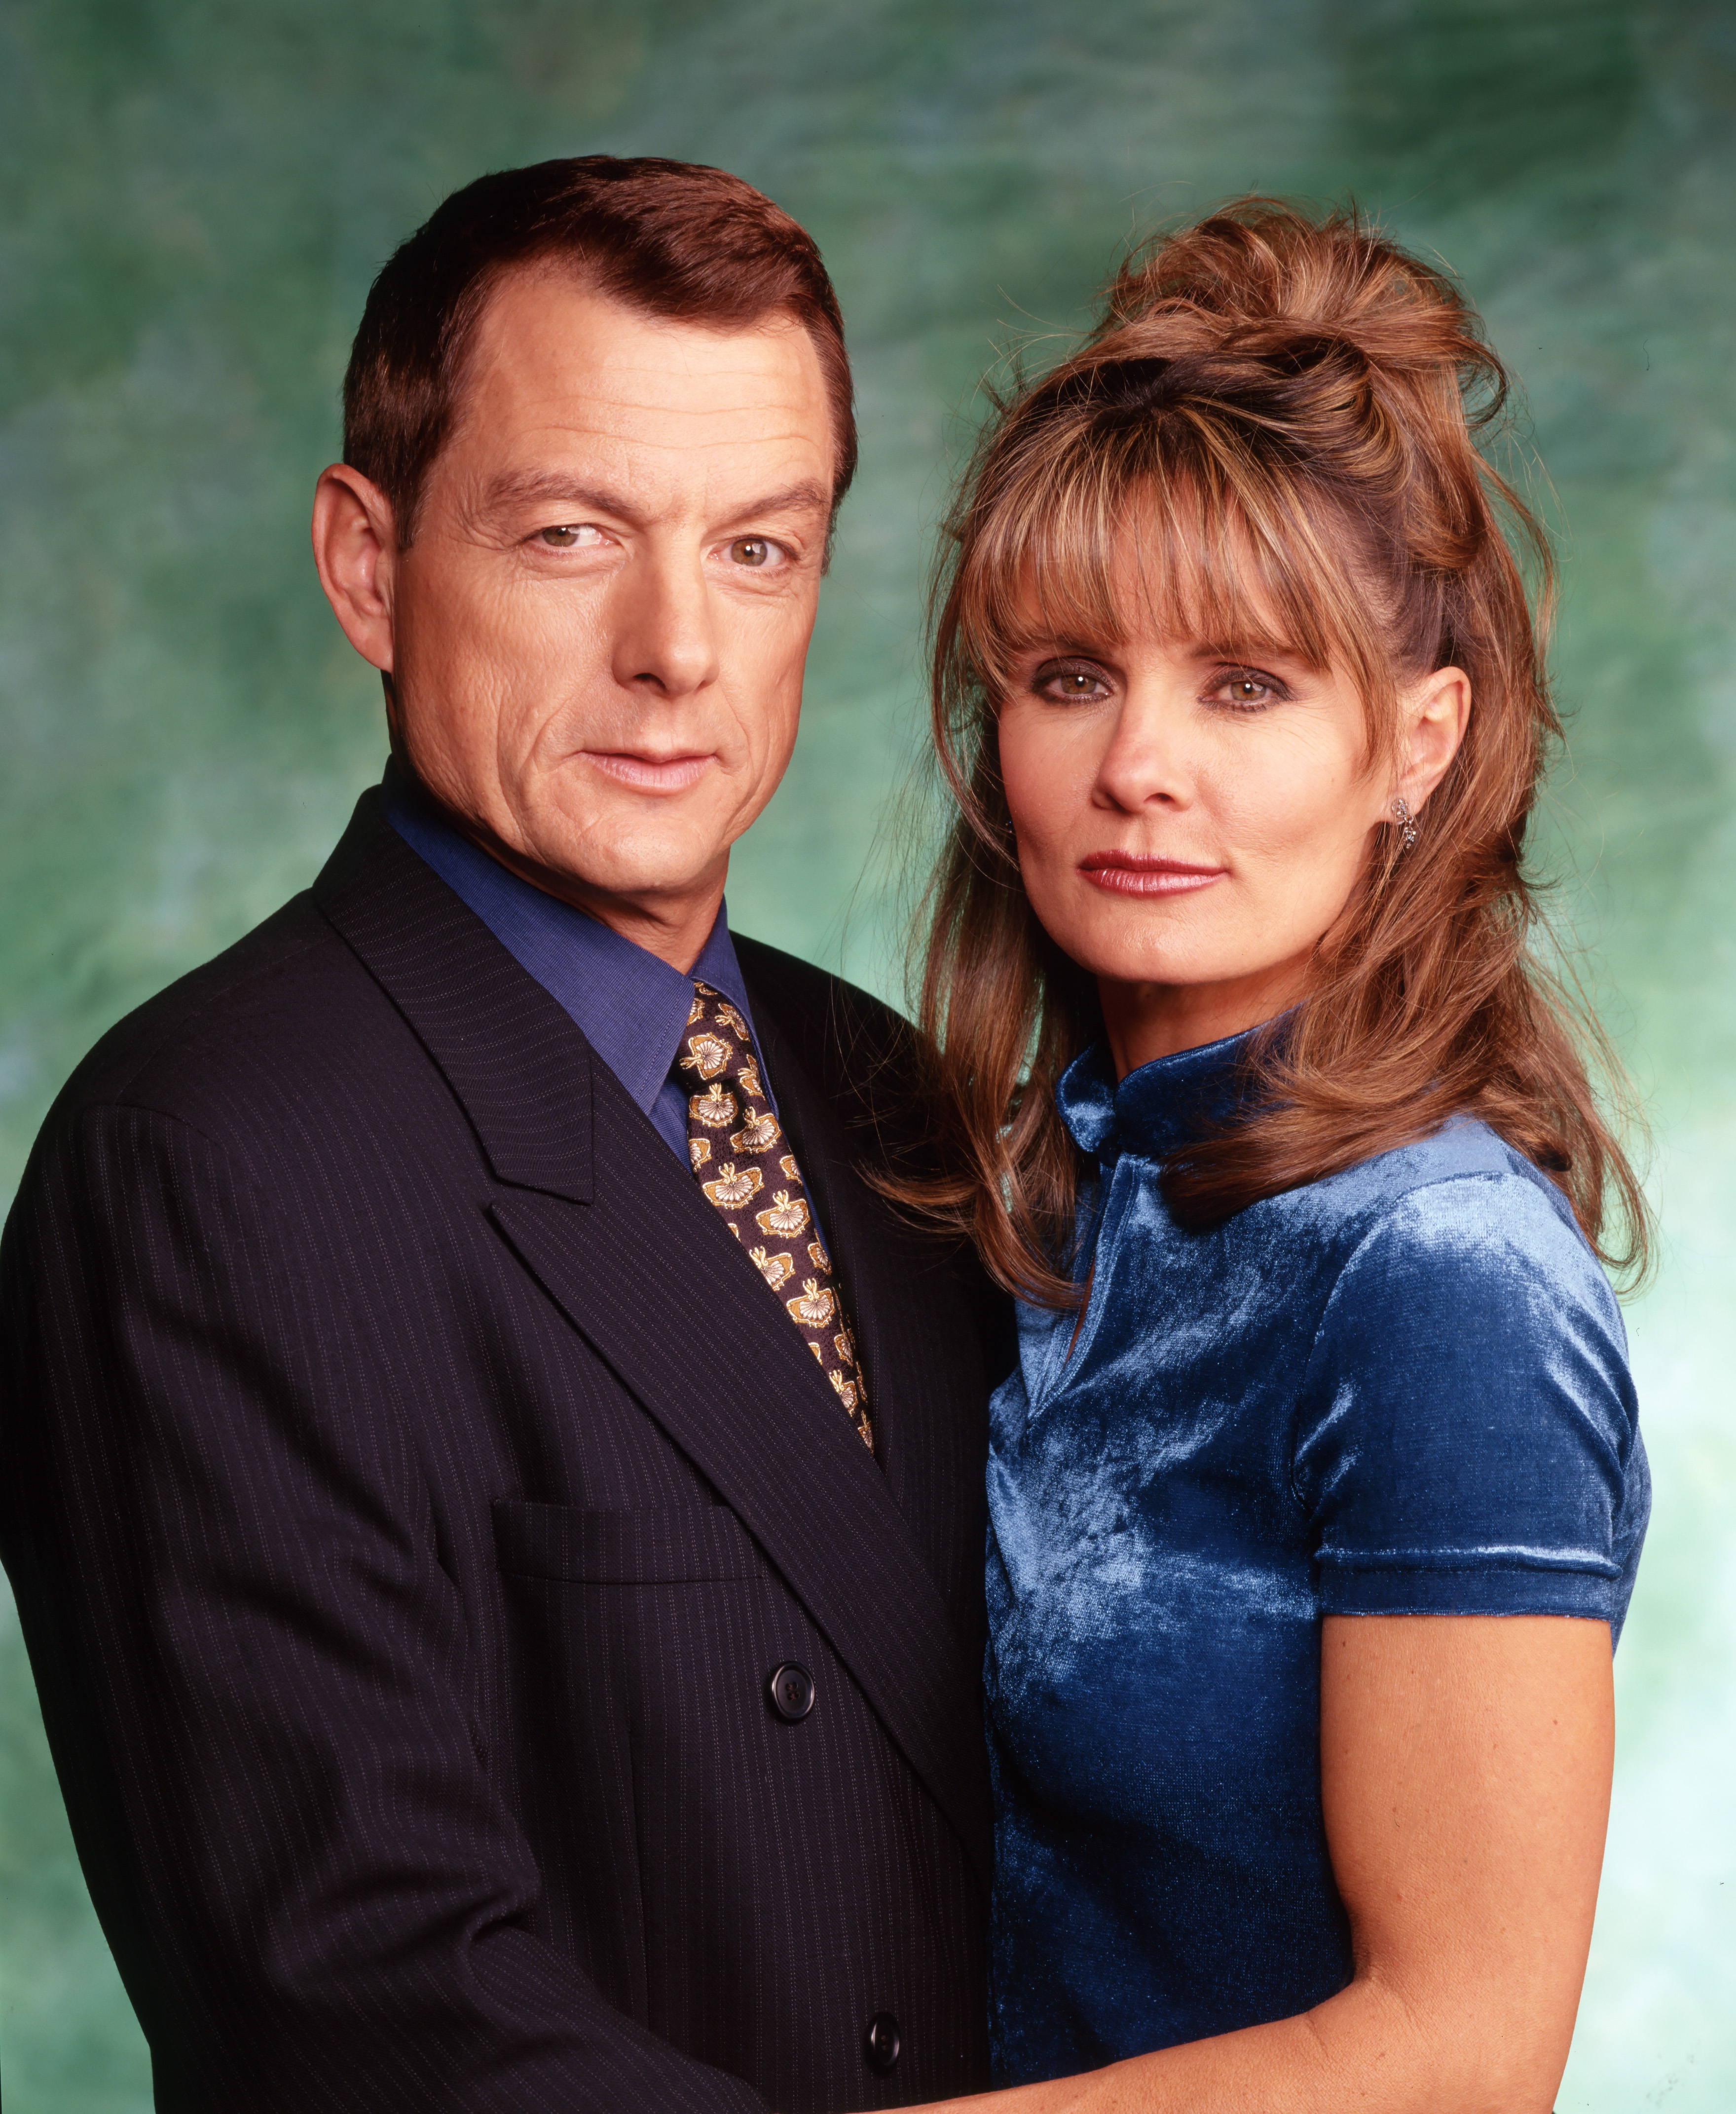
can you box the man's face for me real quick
[378,270,835,947]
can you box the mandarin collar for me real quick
[1056,1024,1263,1164]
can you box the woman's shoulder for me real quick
[1317,1114,1588,1242]
[1306,1114,1624,1346]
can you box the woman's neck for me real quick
[1098,956,1310,1079]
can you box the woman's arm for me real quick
[914,1613,1612,2114]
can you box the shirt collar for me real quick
[1056,1023,1264,1164]
[379,762,760,1121]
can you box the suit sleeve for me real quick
[0,1101,766,2114]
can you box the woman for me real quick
[893,202,1649,2111]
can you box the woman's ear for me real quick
[310,464,400,675]
[1396,666,1471,814]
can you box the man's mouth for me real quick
[1077,852,1226,897]
[582,751,714,793]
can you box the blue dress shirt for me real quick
[381,766,771,1162]
[985,1026,1648,2083]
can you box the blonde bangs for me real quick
[951,404,1399,760]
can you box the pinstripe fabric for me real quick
[0,792,1009,2114]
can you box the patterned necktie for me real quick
[675,983,874,1452]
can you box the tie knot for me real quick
[674,983,759,1095]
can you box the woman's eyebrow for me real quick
[1007,627,1118,657]
[1191,636,1307,664]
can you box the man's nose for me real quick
[609,540,721,700]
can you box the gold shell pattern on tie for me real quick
[690,1083,737,1130]
[703,1162,762,1209]
[787,1278,836,1328]
[683,1033,731,1080]
[731,1111,781,1155]
[675,982,872,1451]
[756,1190,808,1237]
[750,1246,795,1290]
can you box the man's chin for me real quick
[509,826,726,917]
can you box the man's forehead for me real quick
[460,270,830,452]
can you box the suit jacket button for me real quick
[767,1661,815,1722]
[864,2011,901,2074]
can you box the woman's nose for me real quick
[1093,690,1194,810]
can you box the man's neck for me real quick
[453,826,727,976]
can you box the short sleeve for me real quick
[1292,1166,1648,1638]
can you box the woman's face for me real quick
[996,558,1468,1075]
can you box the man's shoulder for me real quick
[41,881,398,1157]
[38,789,491,1155]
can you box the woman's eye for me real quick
[726,536,777,568]
[1036,664,1111,704]
[1210,671,1280,709]
[537,523,604,550]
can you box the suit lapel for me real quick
[489,1099,991,1886]
[737,940,1000,1671]
[748,1002,921,1526]
[313,792,593,1203]
[313,795,991,1886]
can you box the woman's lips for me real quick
[1077,853,1226,897]
[584,751,713,792]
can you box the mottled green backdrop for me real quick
[1,2,1731,2107]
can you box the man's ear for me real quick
[1396,665,1472,814]
[311,464,399,674]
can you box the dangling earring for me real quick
[1391,796,1418,853]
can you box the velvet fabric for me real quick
[985,1027,1648,2084]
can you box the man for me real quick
[0,158,1006,2112]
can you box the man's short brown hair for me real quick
[342,156,857,545]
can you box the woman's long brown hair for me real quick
[885,199,1649,1307]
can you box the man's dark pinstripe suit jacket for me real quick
[0,791,1012,2113]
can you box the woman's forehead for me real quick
[997,512,1330,667]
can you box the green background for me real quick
[1,1,1731,2106]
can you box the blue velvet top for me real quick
[985,1028,1648,2083]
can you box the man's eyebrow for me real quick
[479,472,640,519]
[478,472,832,523]
[725,479,832,521]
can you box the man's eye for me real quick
[537,524,604,549]
[727,536,777,568]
